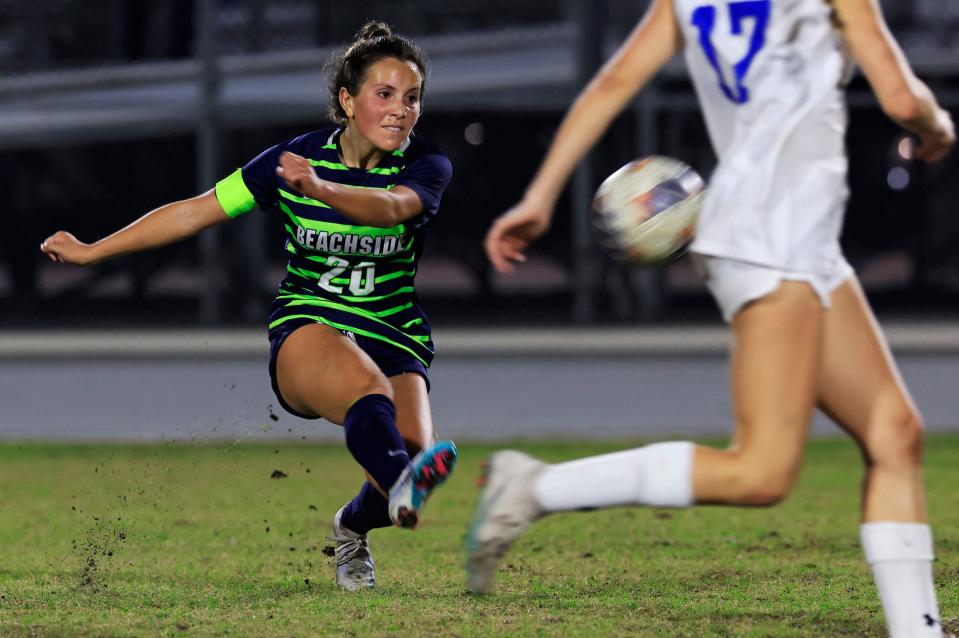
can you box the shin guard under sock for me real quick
[343,394,409,494]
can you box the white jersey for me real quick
[675,0,851,274]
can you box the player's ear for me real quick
[339,87,354,120]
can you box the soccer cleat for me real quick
[327,506,375,591]
[387,440,458,529]
[465,450,546,595]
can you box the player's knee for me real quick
[730,458,800,507]
[738,472,794,506]
[865,405,925,470]
[354,373,394,403]
[720,439,802,506]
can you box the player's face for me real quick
[341,57,423,152]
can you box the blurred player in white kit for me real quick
[471,1,954,635]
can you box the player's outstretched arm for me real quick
[40,190,231,266]
[835,0,955,162]
[276,151,424,229]
[484,0,682,273]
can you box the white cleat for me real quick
[465,450,546,595]
[328,506,374,592]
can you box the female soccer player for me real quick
[469,1,954,635]
[41,21,457,592]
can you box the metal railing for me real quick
[2,0,958,325]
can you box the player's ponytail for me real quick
[326,21,429,126]
[356,21,393,42]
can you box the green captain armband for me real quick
[215,169,257,218]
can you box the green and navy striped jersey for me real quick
[214,128,453,366]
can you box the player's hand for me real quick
[484,199,553,274]
[916,108,955,163]
[276,151,322,197]
[40,231,96,265]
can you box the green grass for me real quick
[0,436,957,637]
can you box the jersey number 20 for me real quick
[319,256,375,297]
[691,0,770,104]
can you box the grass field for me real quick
[0,436,957,637]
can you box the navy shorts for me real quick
[268,318,431,419]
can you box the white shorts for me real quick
[693,254,854,322]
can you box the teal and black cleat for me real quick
[388,440,458,529]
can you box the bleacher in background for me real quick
[2,0,957,73]
[2,0,958,326]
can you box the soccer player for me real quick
[41,21,457,592]
[470,1,954,636]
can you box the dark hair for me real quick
[326,21,429,126]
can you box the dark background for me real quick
[2,0,958,328]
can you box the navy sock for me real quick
[340,481,393,535]
[342,394,410,493]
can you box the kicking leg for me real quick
[467,281,824,594]
[695,278,822,505]
[338,372,454,537]
[384,372,457,528]
[817,277,940,637]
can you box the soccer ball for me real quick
[591,156,704,265]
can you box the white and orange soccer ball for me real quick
[591,156,705,265]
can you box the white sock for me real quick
[533,441,695,512]
[861,522,942,638]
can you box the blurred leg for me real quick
[816,277,926,522]
[533,281,824,512]
[692,281,823,504]
[468,282,825,595]
[815,277,940,638]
